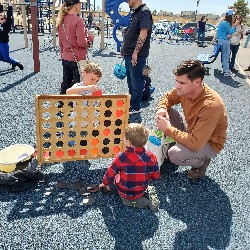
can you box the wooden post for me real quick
[30,0,40,72]
[21,0,28,48]
[52,0,56,47]
[100,0,105,50]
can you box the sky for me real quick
[93,0,250,15]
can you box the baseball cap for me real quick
[64,0,86,7]
[226,9,234,16]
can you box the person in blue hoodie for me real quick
[0,2,23,70]
[216,10,237,77]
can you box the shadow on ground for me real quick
[0,72,37,92]
[100,203,159,250]
[214,69,243,88]
[155,172,232,250]
[0,160,159,249]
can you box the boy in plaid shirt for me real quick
[99,123,160,211]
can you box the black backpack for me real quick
[0,158,45,192]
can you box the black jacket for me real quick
[0,6,13,43]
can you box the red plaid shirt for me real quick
[102,147,160,200]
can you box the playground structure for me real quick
[105,0,130,52]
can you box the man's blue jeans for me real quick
[124,55,146,110]
[197,30,205,44]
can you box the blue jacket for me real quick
[217,21,236,40]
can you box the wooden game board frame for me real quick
[35,94,130,166]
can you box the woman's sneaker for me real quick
[224,71,235,77]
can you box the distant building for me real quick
[206,14,220,21]
[173,14,182,18]
[196,14,220,21]
[157,10,173,16]
[181,11,196,18]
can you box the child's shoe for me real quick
[146,185,160,212]
[16,62,24,70]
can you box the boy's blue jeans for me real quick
[0,42,17,65]
[124,55,147,110]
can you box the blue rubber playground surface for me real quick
[0,33,249,249]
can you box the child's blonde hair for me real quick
[125,123,149,147]
[84,62,103,78]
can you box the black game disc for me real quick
[85,184,99,193]
[57,182,70,189]
[69,181,84,190]
[82,195,95,206]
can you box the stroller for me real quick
[197,43,221,64]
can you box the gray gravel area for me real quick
[0,33,249,249]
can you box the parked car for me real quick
[245,27,250,35]
[180,22,216,41]
[180,22,197,39]
[204,24,217,41]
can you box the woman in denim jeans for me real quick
[230,16,246,73]
[217,13,237,77]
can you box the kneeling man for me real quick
[155,60,227,179]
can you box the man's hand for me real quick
[156,115,171,131]
[131,52,138,66]
[155,108,169,119]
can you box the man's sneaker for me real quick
[121,197,149,209]
[224,71,235,77]
[187,158,211,180]
[129,108,141,114]
[230,67,238,73]
[149,85,155,95]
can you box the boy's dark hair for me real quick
[125,123,149,148]
[173,60,206,81]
